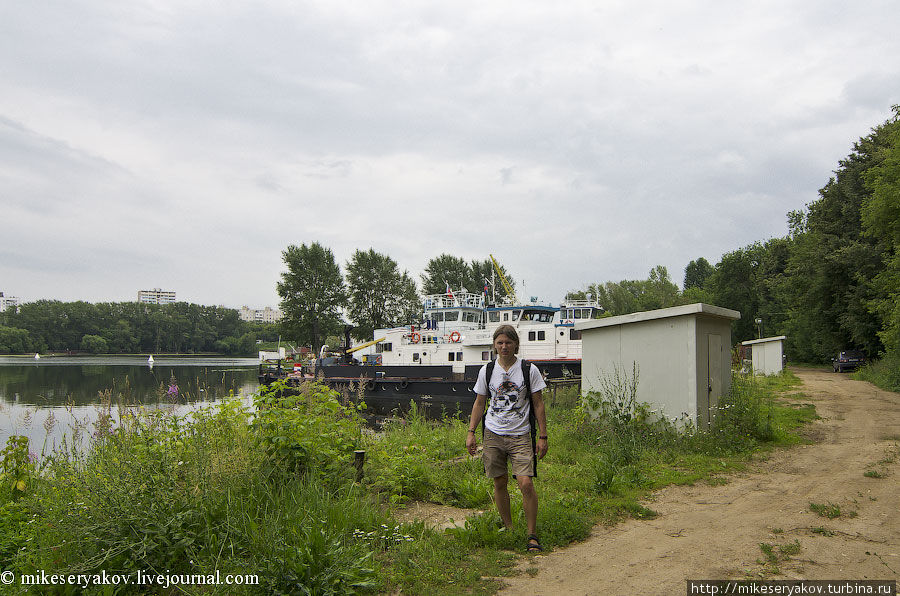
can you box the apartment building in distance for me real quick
[0,291,20,313]
[239,305,283,323]
[137,288,176,305]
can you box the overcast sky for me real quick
[2,1,898,309]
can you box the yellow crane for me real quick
[489,254,518,304]
[346,337,385,354]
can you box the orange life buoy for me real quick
[410,332,421,344]
[449,331,461,343]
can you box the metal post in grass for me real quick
[354,450,366,481]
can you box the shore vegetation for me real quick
[0,370,814,594]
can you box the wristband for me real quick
[468,429,476,434]
[539,436,548,440]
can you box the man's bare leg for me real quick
[493,475,513,528]
[517,475,538,537]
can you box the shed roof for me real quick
[740,335,787,346]
[575,303,741,331]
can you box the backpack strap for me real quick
[481,360,495,438]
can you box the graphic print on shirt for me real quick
[489,374,526,427]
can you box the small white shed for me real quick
[576,303,740,430]
[740,336,786,376]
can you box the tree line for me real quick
[277,248,516,351]
[566,106,900,364]
[0,301,278,355]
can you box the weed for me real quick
[759,542,778,564]
[810,502,842,519]
[864,469,884,478]
[811,527,835,536]
[779,540,801,556]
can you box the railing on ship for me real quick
[422,292,485,310]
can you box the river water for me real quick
[0,355,260,454]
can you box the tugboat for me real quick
[261,257,601,417]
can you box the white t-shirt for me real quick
[474,357,547,436]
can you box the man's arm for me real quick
[531,390,548,459]
[466,394,487,455]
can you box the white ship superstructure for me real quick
[372,291,600,374]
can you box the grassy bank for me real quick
[854,349,900,392]
[0,371,814,595]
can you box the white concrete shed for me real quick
[575,303,740,430]
[740,336,786,376]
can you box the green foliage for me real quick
[0,325,37,354]
[855,349,900,391]
[2,300,250,354]
[363,404,487,507]
[235,479,380,595]
[809,502,842,519]
[277,241,347,353]
[0,436,35,496]
[80,333,109,353]
[251,381,363,482]
[861,108,900,350]
[420,254,516,300]
[345,248,420,341]
[684,257,714,289]
[705,238,791,344]
[573,265,682,316]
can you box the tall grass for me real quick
[855,349,900,392]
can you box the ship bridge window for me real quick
[444,311,459,321]
[527,330,547,341]
[570,329,582,340]
[488,312,500,323]
[521,311,551,322]
[448,352,455,361]
[462,311,479,323]
[433,312,444,322]
[512,310,520,321]
[376,342,393,353]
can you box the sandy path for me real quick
[498,369,900,595]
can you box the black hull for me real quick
[258,360,580,419]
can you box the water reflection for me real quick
[0,356,261,453]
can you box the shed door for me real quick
[707,334,723,428]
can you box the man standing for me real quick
[466,324,548,552]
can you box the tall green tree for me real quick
[421,254,516,301]
[684,257,714,289]
[346,248,420,341]
[861,107,900,349]
[277,242,347,353]
[421,254,470,295]
[780,119,890,360]
[706,240,790,344]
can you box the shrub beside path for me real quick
[498,369,900,595]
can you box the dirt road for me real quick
[498,369,900,595]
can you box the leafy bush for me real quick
[251,380,363,483]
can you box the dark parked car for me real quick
[832,350,866,372]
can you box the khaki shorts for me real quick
[483,428,534,478]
